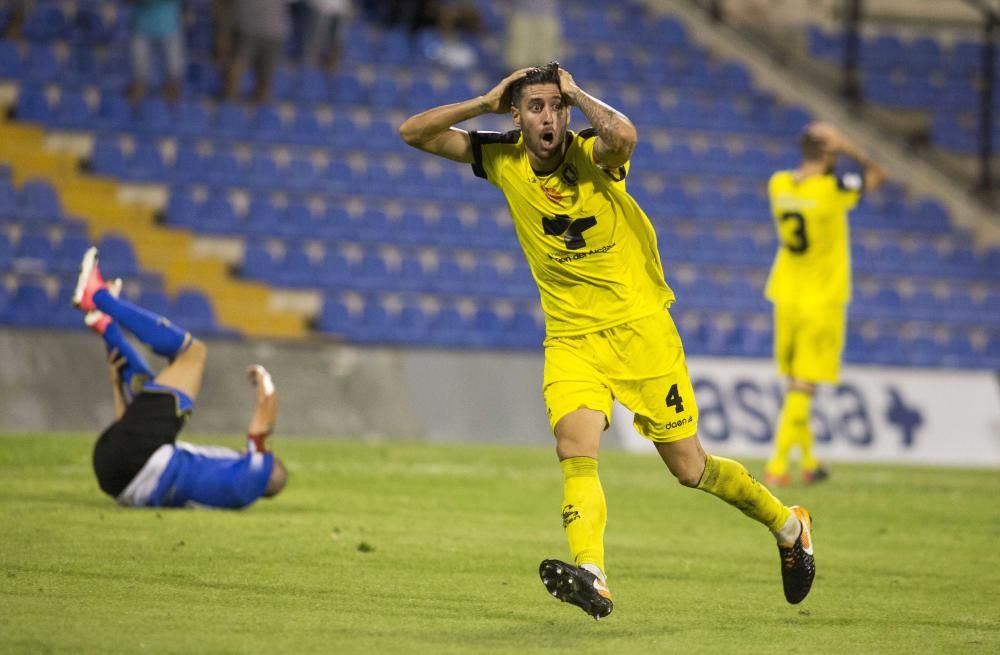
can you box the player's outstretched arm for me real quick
[399,68,531,163]
[557,67,637,170]
[246,364,278,438]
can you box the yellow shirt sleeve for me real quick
[469,130,518,187]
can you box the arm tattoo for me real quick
[573,91,631,154]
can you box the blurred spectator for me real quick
[301,0,352,70]
[371,0,438,32]
[425,1,482,70]
[1,0,30,39]
[129,0,186,104]
[212,0,237,65]
[224,0,292,104]
[504,0,562,70]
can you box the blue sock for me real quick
[94,289,191,360]
[102,322,155,400]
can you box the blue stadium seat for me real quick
[53,234,91,274]
[315,296,353,334]
[296,67,331,105]
[185,59,222,96]
[0,40,20,80]
[240,243,276,282]
[51,89,94,130]
[393,253,427,292]
[244,153,279,191]
[174,99,211,138]
[203,151,241,187]
[14,84,52,124]
[289,110,322,145]
[126,139,166,182]
[284,157,321,192]
[22,43,62,83]
[278,202,317,238]
[274,244,317,288]
[316,249,351,288]
[14,230,55,273]
[354,299,393,343]
[0,283,10,323]
[172,288,219,334]
[395,301,429,344]
[355,251,389,292]
[431,255,465,293]
[428,303,466,347]
[18,180,63,223]
[356,207,392,243]
[136,98,172,136]
[0,233,12,270]
[199,194,241,235]
[0,179,19,219]
[97,234,139,277]
[214,102,250,140]
[72,5,112,46]
[248,104,286,143]
[23,3,68,42]
[8,280,53,326]
[95,93,132,132]
[330,71,365,105]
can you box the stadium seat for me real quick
[18,180,63,223]
[199,194,241,235]
[8,281,53,326]
[14,230,55,273]
[315,295,353,334]
[172,288,218,333]
[97,234,139,277]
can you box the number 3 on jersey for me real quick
[779,211,809,254]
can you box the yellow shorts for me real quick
[773,303,846,384]
[543,309,699,443]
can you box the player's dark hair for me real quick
[800,131,826,161]
[510,61,562,107]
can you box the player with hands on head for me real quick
[75,246,287,509]
[400,62,816,619]
[763,121,888,487]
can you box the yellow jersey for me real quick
[469,128,674,337]
[765,170,863,307]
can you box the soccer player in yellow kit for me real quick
[763,123,888,487]
[400,63,815,619]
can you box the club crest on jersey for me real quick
[560,163,579,187]
[541,185,564,204]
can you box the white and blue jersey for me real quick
[117,442,274,509]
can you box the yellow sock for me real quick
[697,455,791,533]
[560,457,606,574]
[766,389,812,476]
[791,392,818,472]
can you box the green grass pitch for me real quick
[2,433,998,654]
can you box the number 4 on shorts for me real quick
[665,384,685,413]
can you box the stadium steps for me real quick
[0,118,309,338]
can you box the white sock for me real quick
[581,563,606,583]
[775,512,802,547]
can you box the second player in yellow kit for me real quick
[401,62,817,618]
[764,123,887,486]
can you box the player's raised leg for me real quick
[74,247,191,362]
[540,407,614,620]
[82,278,156,401]
[74,246,205,403]
[655,435,816,604]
